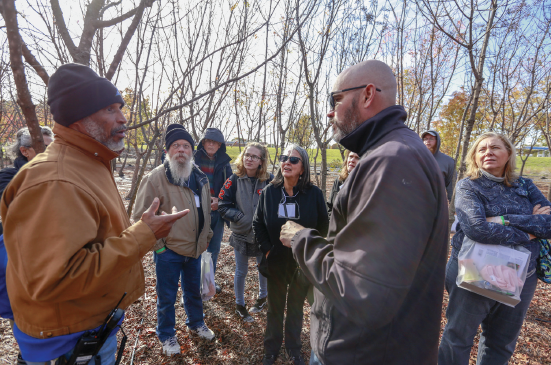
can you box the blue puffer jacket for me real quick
[0,234,12,319]
[452,174,551,274]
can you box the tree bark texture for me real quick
[3,0,45,153]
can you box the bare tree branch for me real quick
[50,0,77,55]
[2,0,45,153]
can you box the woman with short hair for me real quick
[218,142,272,322]
[438,132,551,365]
[327,150,360,217]
[0,125,53,365]
[253,144,329,365]
[0,126,54,197]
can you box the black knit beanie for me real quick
[47,63,125,127]
[165,124,195,150]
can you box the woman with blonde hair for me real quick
[218,142,273,322]
[439,132,551,365]
[326,150,360,216]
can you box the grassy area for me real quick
[226,146,344,165]
[227,148,551,175]
[516,156,551,177]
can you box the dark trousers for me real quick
[438,256,538,365]
[264,267,310,355]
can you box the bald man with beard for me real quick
[280,60,448,365]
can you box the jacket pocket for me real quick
[311,292,332,356]
[258,254,269,278]
[150,239,165,253]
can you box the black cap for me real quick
[165,124,195,150]
[47,63,125,126]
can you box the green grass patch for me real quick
[516,156,551,177]
[226,146,344,165]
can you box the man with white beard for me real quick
[134,124,215,355]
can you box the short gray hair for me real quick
[7,126,54,160]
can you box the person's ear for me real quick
[19,146,29,158]
[361,84,377,109]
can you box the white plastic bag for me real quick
[457,236,531,307]
[200,251,216,301]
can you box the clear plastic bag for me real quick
[200,251,216,301]
[456,236,531,307]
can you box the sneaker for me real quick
[161,336,180,356]
[215,283,222,294]
[17,353,26,365]
[235,304,254,322]
[286,350,305,365]
[262,354,277,365]
[190,324,215,341]
[249,297,267,313]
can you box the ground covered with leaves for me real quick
[1,169,551,364]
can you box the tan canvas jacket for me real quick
[132,163,213,258]
[0,123,156,338]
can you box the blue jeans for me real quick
[438,255,538,365]
[234,249,267,306]
[310,350,323,365]
[155,249,204,342]
[25,334,118,365]
[207,211,224,273]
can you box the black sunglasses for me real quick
[279,155,302,164]
[328,85,382,110]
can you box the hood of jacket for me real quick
[340,105,408,156]
[421,129,441,155]
[197,128,227,155]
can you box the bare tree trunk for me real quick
[127,133,159,216]
[3,0,45,153]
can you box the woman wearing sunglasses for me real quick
[218,142,273,323]
[326,150,360,218]
[253,144,329,365]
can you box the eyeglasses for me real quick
[328,85,382,110]
[279,155,302,164]
[170,142,192,150]
[244,153,261,161]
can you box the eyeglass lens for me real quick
[244,153,261,161]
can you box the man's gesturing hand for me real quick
[141,197,189,239]
[280,221,305,248]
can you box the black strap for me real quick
[114,327,127,365]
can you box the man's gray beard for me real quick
[81,118,125,151]
[167,153,192,185]
[331,97,362,142]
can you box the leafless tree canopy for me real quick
[0,0,550,205]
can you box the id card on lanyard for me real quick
[277,187,300,219]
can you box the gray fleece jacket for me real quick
[421,130,456,202]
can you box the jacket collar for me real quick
[52,123,118,169]
[340,105,408,157]
[13,156,28,170]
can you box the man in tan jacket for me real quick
[133,124,215,356]
[1,63,188,364]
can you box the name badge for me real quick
[278,203,298,219]
[194,194,200,207]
